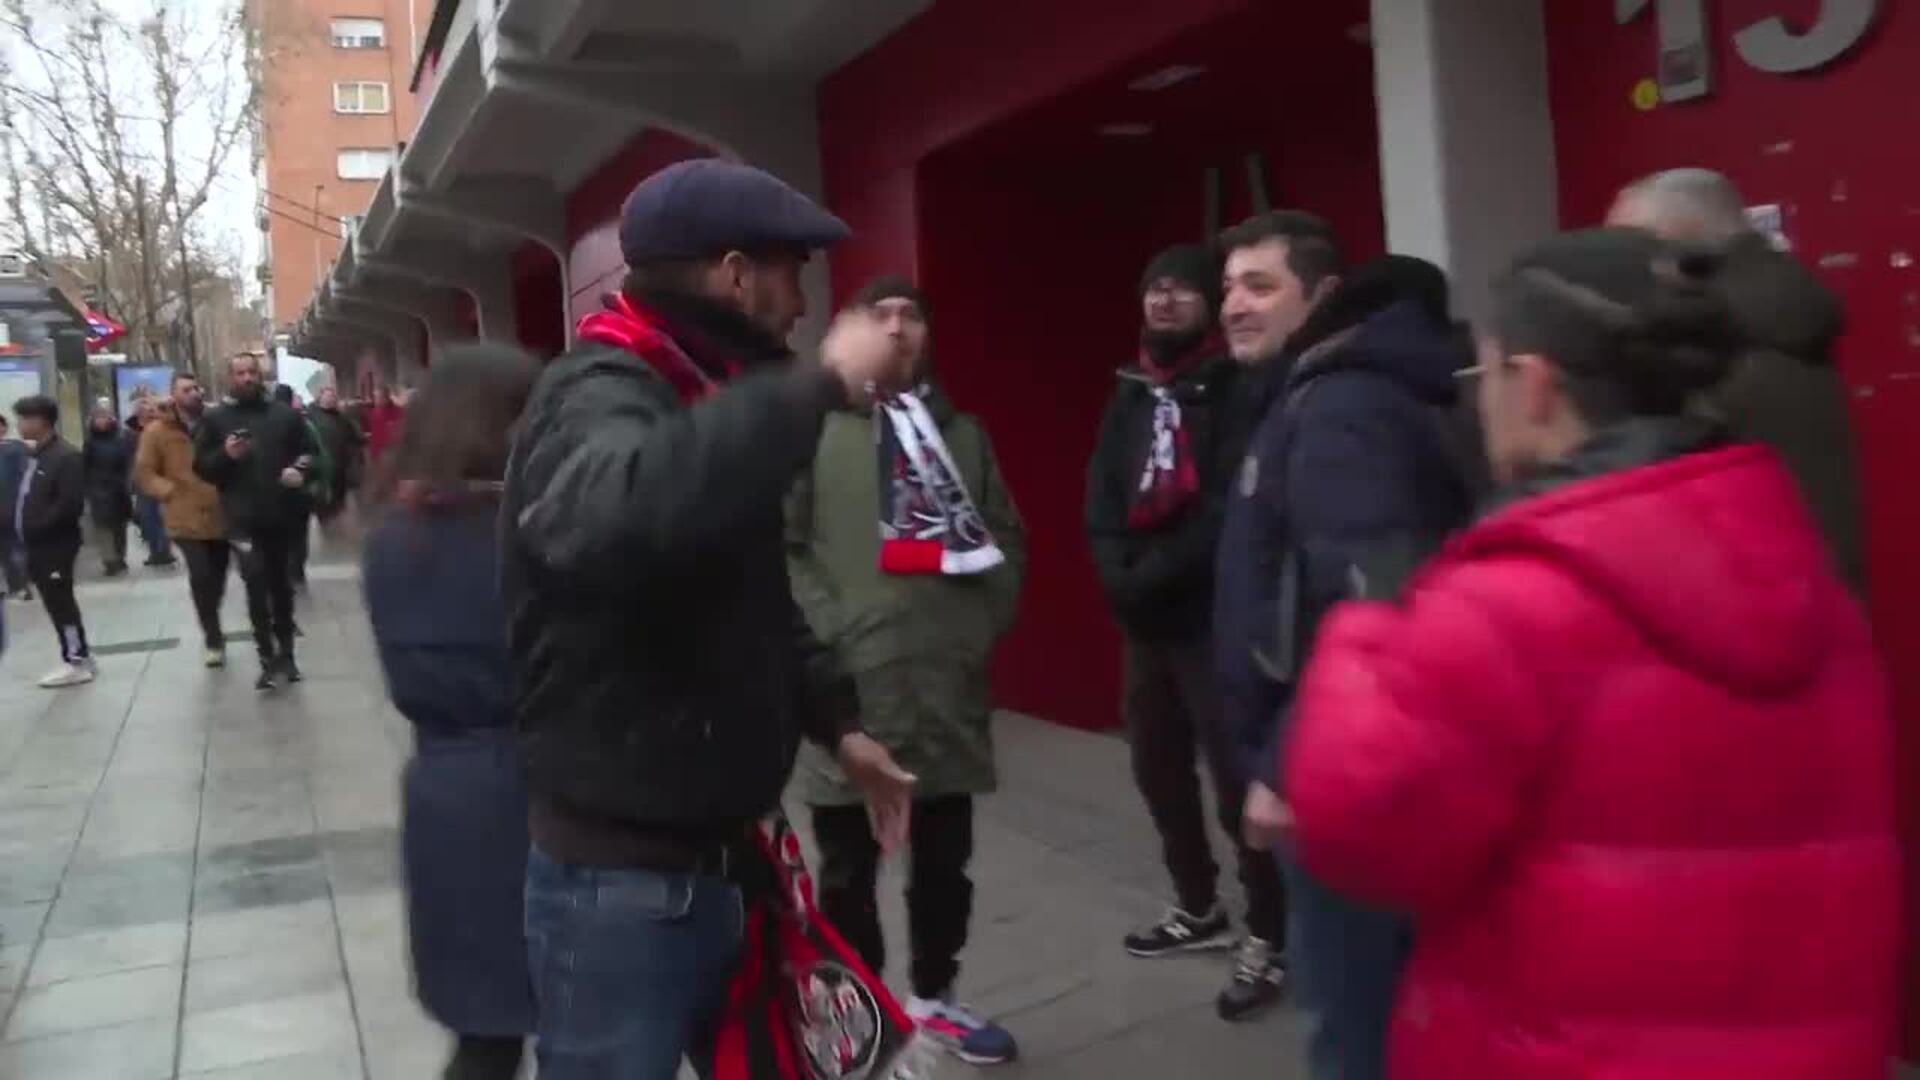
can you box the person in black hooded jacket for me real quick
[1087,243,1289,1022]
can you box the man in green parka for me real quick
[786,275,1027,1066]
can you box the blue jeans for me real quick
[135,496,171,562]
[1281,854,1410,1080]
[524,846,745,1079]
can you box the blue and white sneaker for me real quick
[907,995,1019,1066]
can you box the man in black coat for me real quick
[502,158,913,1077]
[1087,243,1289,1021]
[194,354,315,690]
[1214,213,1477,1080]
[10,395,95,688]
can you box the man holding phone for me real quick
[194,354,315,690]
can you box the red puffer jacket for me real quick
[1285,442,1899,1080]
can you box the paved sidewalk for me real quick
[0,535,1309,1078]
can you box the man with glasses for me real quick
[1088,245,1288,1020]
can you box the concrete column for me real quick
[468,263,519,343]
[1370,0,1560,323]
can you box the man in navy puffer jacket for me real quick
[1214,211,1476,1080]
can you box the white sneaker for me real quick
[38,660,97,689]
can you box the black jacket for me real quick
[192,395,316,536]
[307,408,362,492]
[81,425,135,524]
[503,290,858,864]
[15,435,86,549]
[1085,351,1243,642]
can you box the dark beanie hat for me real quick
[1140,244,1224,313]
[854,274,931,324]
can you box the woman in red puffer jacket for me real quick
[1284,227,1899,1080]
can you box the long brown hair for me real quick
[372,343,539,508]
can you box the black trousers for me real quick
[233,529,295,660]
[813,794,975,1001]
[1124,637,1286,942]
[176,539,232,650]
[92,516,127,568]
[288,505,312,583]
[27,541,88,662]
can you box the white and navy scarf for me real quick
[876,388,1003,576]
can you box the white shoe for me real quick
[38,660,97,689]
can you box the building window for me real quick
[333,81,390,114]
[336,147,393,180]
[331,17,384,49]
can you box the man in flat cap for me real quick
[503,158,915,1077]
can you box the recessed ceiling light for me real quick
[1097,123,1154,138]
[1129,65,1206,92]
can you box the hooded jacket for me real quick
[12,435,84,549]
[1705,233,1865,594]
[1085,350,1242,642]
[82,422,135,525]
[786,382,1026,804]
[1214,290,1475,788]
[1285,425,1897,1079]
[192,393,316,536]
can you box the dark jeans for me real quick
[0,531,28,594]
[1124,637,1286,941]
[446,1034,523,1080]
[176,539,231,650]
[135,496,172,562]
[27,541,88,662]
[288,504,312,584]
[233,529,295,660]
[813,794,974,1001]
[92,516,127,569]
[1282,855,1409,1080]
[524,847,744,1079]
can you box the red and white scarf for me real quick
[876,389,1004,576]
[1127,336,1220,528]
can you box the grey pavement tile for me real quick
[0,1017,176,1080]
[0,902,50,946]
[360,1020,452,1080]
[200,832,324,878]
[0,943,30,994]
[193,860,333,916]
[186,935,345,1014]
[0,848,68,906]
[1027,1000,1310,1076]
[25,921,187,987]
[321,826,401,896]
[44,850,195,939]
[180,1047,367,1079]
[189,897,335,963]
[1,963,182,1041]
[197,804,318,849]
[178,987,361,1074]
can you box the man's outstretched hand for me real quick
[837,732,917,853]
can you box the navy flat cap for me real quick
[619,158,851,265]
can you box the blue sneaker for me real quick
[907,995,1019,1066]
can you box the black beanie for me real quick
[854,274,930,325]
[1140,244,1224,314]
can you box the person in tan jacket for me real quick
[135,372,231,666]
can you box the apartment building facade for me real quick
[251,0,422,333]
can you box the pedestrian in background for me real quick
[307,384,363,528]
[12,395,94,688]
[135,372,230,667]
[127,397,177,568]
[194,354,316,691]
[364,344,541,1080]
[1284,227,1899,1078]
[1607,167,1867,594]
[0,413,32,600]
[787,275,1026,1066]
[81,402,134,577]
[273,383,318,588]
